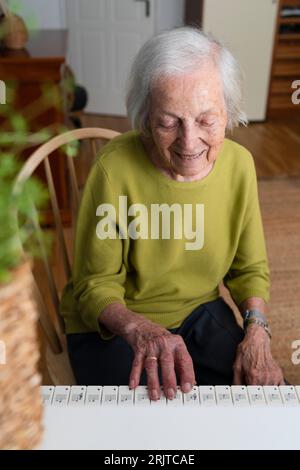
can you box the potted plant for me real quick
[0,150,48,450]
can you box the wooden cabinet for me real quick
[0,30,71,225]
[268,0,300,116]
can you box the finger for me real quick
[272,370,285,386]
[264,369,282,385]
[232,357,243,385]
[279,376,286,386]
[174,343,196,393]
[144,356,161,400]
[129,351,144,389]
[245,369,266,385]
[159,351,177,400]
[277,367,285,386]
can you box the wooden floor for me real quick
[230,118,300,178]
[38,114,300,384]
[82,113,300,178]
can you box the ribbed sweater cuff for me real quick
[233,289,270,308]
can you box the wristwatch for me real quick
[243,309,272,339]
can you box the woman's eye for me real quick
[159,122,178,129]
[200,121,214,127]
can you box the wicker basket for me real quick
[0,259,43,450]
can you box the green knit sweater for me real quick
[60,130,270,337]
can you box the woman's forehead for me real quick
[150,71,225,115]
[152,65,222,93]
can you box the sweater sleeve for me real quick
[72,159,126,335]
[223,157,270,307]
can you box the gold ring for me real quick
[146,356,158,361]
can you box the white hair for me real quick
[126,27,248,133]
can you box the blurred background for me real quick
[0,0,299,385]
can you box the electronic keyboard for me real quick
[40,385,300,450]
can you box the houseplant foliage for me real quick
[0,152,49,282]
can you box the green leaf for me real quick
[10,114,28,133]
[63,140,80,158]
[0,152,51,283]
[0,153,20,179]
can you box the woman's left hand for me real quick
[233,324,285,385]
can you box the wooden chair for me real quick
[14,127,121,385]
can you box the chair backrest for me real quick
[14,127,120,355]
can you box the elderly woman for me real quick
[60,27,284,399]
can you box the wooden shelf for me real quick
[270,77,297,93]
[279,17,300,24]
[268,94,297,109]
[278,33,300,40]
[280,0,300,7]
[267,0,300,117]
[275,43,300,59]
[273,60,300,76]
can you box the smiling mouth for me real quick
[174,149,207,160]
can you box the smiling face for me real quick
[141,60,228,182]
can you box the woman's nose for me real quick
[177,125,203,152]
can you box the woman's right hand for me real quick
[123,316,196,401]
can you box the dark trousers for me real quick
[67,296,244,386]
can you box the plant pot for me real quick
[0,258,43,450]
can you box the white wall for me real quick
[202,0,278,121]
[8,0,66,29]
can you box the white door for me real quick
[65,0,184,115]
[202,0,278,121]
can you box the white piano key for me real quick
[118,386,134,406]
[295,386,300,403]
[134,386,151,405]
[167,386,183,406]
[150,387,167,406]
[52,386,71,406]
[231,386,249,406]
[263,386,282,406]
[102,386,118,405]
[41,386,55,405]
[69,386,86,406]
[199,386,216,406]
[85,386,102,405]
[215,386,233,406]
[183,386,199,406]
[279,386,299,406]
[247,386,266,406]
